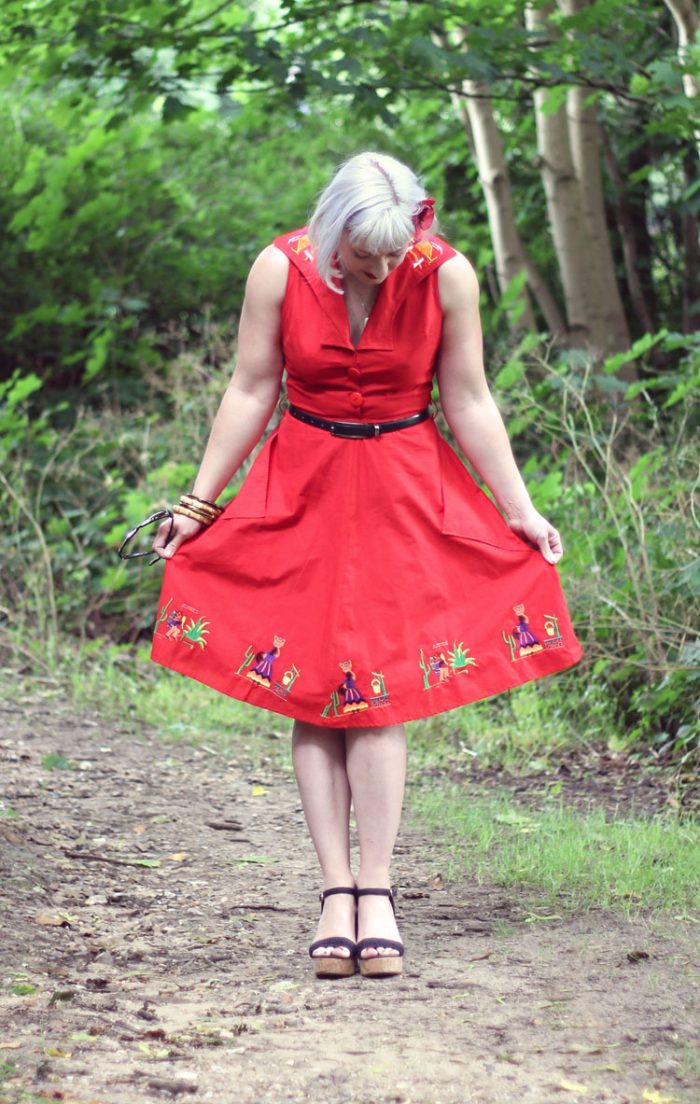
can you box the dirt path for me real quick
[1,702,698,1104]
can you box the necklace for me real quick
[347,282,377,323]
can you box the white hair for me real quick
[308,152,429,292]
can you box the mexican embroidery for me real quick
[235,635,301,700]
[407,238,444,270]
[502,604,564,661]
[321,661,390,718]
[154,598,210,649]
[287,232,314,264]
[419,640,477,690]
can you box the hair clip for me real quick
[412,198,435,232]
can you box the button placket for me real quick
[348,353,363,411]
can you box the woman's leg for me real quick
[345,723,407,958]
[291,720,355,957]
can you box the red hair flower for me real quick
[412,197,435,232]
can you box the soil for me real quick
[1,700,698,1104]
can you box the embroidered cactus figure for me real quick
[236,645,256,675]
[449,641,477,671]
[418,648,432,690]
[502,630,517,662]
[321,689,341,718]
[154,598,173,632]
[182,617,210,648]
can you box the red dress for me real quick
[151,229,582,726]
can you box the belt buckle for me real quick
[373,423,381,437]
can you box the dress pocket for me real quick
[438,438,525,552]
[221,432,277,520]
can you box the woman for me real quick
[151,152,582,979]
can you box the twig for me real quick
[62,849,160,867]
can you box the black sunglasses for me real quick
[117,509,174,566]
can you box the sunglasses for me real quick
[117,509,173,566]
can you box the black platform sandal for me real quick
[308,886,358,978]
[355,888,404,978]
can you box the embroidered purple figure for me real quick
[164,609,184,641]
[247,635,286,688]
[429,652,451,683]
[338,660,369,714]
[512,605,543,657]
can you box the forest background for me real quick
[1,0,698,769]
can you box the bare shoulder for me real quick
[245,244,290,306]
[437,251,480,313]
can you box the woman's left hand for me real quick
[508,509,563,564]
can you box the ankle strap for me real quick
[356,887,396,914]
[319,885,357,908]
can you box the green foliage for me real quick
[412,781,700,911]
[492,331,700,757]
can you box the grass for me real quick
[409,780,700,914]
[2,636,698,916]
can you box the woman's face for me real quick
[337,232,410,286]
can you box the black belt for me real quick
[287,403,431,438]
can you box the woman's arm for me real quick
[153,244,289,558]
[436,253,563,564]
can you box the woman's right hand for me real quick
[152,514,204,560]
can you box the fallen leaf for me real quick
[431,873,444,889]
[642,1091,677,1103]
[0,1040,22,1049]
[558,1080,588,1094]
[236,854,276,866]
[168,852,189,862]
[627,949,650,963]
[46,1047,72,1057]
[137,1041,169,1058]
[35,913,71,927]
[134,823,146,834]
[251,785,268,796]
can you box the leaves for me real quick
[41,753,75,770]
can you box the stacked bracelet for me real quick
[173,493,224,528]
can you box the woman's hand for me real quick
[152,514,204,560]
[507,508,563,565]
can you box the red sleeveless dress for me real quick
[151,228,582,726]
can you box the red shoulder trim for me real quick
[273,227,457,281]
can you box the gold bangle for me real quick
[184,492,223,514]
[173,504,214,526]
[181,494,222,518]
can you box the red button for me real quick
[349,392,364,407]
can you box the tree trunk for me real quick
[663,0,700,101]
[526,1,635,373]
[600,130,658,337]
[526,4,593,343]
[567,82,632,350]
[439,29,565,335]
